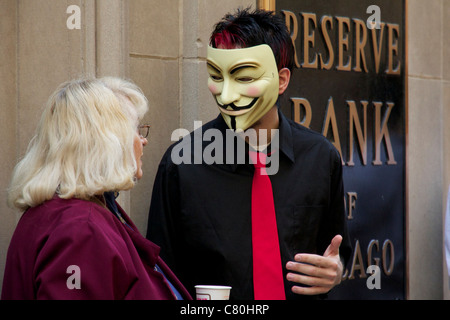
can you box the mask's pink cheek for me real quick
[246,86,261,97]
[208,83,220,95]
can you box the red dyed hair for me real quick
[210,8,295,72]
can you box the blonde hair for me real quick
[8,77,148,211]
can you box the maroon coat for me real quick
[1,195,192,300]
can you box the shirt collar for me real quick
[213,109,295,172]
[277,109,295,164]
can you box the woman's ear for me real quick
[278,68,291,95]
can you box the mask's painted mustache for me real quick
[216,98,258,111]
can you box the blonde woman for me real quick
[2,77,192,300]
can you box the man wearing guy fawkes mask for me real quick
[147,8,352,300]
[206,44,281,132]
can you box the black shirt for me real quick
[146,110,351,300]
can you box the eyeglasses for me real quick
[138,124,150,139]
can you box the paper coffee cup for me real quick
[195,285,232,300]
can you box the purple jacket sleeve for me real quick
[34,217,138,300]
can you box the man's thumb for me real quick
[324,234,342,257]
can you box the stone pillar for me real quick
[0,0,18,295]
[407,0,447,299]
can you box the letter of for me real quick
[386,23,401,75]
[282,10,301,68]
[382,239,395,275]
[353,19,369,73]
[319,15,334,70]
[347,100,368,166]
[302,13,318,69]
[66,5,81,30]
[347,192,358,220]
[348,240,367,279]
[371,23,386,73]
[291,97,312,128]
[367,239,381,267]
[322,97,343,164]
[373,102,397,165]
[336,17,351,71]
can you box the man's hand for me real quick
[286,235,343,295]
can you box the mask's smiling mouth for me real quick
[216,98,258,116]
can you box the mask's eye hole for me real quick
[237,77,254,83]
[210,75,223,81]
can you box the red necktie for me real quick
[249,151,286,300]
